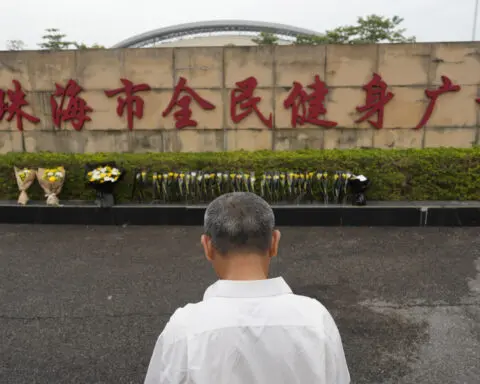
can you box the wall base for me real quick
[1,201,479,226]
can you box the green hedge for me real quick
[0,148,479,201]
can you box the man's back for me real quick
[145,278,350,384]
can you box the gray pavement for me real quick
[0,225,479,384]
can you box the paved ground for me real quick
[0,225,479,384]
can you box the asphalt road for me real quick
[0,225,479,384]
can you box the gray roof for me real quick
[112,20,323,48]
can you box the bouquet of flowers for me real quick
[156,172,177,202]
[349,174,370,206]
[305,171,315,202]
[37,166,66,206]
[132,169,148,202]
[85,162,124,207]
[14,167,36,205]
[332,171,352,204]
[316,171,329,204]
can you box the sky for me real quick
[1,0,478,49]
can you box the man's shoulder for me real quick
[283,292,331,313]
[159,302,203,344]
[269,293,335,324]
[166,301,203,326]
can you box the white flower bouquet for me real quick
[85,162,124,207]
[87,166,122,184]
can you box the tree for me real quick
[74,42,105,50]
[38,28,104,50]
[252,32,279,45]
[6,40,25,51]
[38,28,75,50]
[295,15,415,45]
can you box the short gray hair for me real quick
[204,192,275,256]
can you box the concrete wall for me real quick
[1,43,480,153]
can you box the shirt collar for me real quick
[203,277,292,300]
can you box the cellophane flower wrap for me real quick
[37,166,66,206]
[14,167,36,205]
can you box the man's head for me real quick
[201,192,281,279]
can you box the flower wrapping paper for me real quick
[37,167,66,206]
[14,167,37,205]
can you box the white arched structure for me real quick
[112,20,322,48]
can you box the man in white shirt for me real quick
[144,192,350,384]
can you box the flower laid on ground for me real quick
[317,171,329,203]
[130,169,366,204]
[131,169,149,202]
[37,166,66,206]
[87,165,122,184]
[13,167,37,206]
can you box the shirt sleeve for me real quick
[323,309,351,384]
[144,314,188,384]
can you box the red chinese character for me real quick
[51,80,93,131]
[0,80,40,131]
[230,76,272,129]
[105,79,151,130]
[416,76,460,130]
[283,75,337,128]
[355,73,394,129]
[162,77,215,129]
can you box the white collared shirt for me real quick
[144,277,350,384]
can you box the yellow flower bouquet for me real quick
[13,167,37,205]
[37,166,66,206]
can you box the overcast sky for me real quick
[1,0,478,49]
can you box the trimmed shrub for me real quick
[0,148,479,202]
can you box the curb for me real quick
[1,202,479,226]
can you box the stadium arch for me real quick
[112,20,323,48]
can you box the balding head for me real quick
[203,192,275,256]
